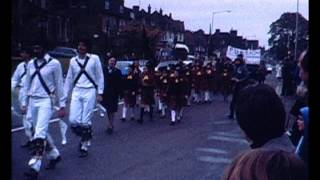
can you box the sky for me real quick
[125,0,309,49]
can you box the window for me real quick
[105,0,110,10]
[130,12,135,19]
[120,5,124,13]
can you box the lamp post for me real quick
[208,10,231,58]
[294,0,299,61]
[211,10,232,32]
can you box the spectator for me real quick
[235,84,295,152]
[227,55,250,119]
[256,60,268,84]
[223,149,307,180]
[295,49,309,168]
[287,49,309,146]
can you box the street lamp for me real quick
[208,10,231,58]
[211,10,232,32]
[294,0,299,61]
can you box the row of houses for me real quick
[12,0,262,60]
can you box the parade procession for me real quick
[11,0,309,180]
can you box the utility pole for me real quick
[294,0,299,61]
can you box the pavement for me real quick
[11,72,296,180]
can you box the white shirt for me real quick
[11,61,28,92]
[21,54,65,107]
[64,53,104,97]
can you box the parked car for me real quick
[155,60,179,71]
[266,64,273,73]
[48,47,78,58]
[116,61,134,75]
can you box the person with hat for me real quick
[21,42,66,179]
[203,62,215,103]
[167,67,180,125]
[220,57,234,102]
[193,63,205,104]
[121,64,139,122]
[11,47,34,148]
[63,38,104,157]
[157,66,170,118]
[138,62,156,124]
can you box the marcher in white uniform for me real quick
[63,39,104,157]
[21,43,66,179]
[11,48,33,148]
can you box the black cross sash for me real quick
[19,63,27,79]
[73,56,97,89]
[30,58,53,96]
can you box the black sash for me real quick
[19,63,27,79]
[73,56,97,89]
[30,58,53,96]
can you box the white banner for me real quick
[226,46,261,65]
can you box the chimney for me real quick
[215,29,220,34]
[169,13,172,18]
[230,30,237,37]
[133,5,139,13]
[160,8,163,15]
[148,4,151,14]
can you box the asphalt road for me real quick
[11,72,296,180]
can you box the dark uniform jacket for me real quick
[102,66,123,113]
[123,72,139,106]
[140,71,155,105]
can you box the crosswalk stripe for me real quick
[208,135,248,145]
[213,132,241,138]
[196,148,228,154]
[212,121,231,125]
[198,156,231,164]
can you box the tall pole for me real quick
[209,10,231,58]
[294,0,299,61]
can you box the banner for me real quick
[226,46,261,65]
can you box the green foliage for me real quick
[268,12,308,61]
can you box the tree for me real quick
[268,12,308,61]
[117,21,163,60]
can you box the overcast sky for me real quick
[125,0,309,48]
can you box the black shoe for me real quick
[137,119,143,124]
[45,156,61,170]
[78,149,88,158]
[24,168,38,180]
[106,128,113,135]
[130,117,135,121]
[160,115,165,119]
[177,119,181,123]
[121,118,126,122]
[170,122,175,126]
[21,140,32,148]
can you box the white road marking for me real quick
[198,156,231,164]
[213,132,241,138]
[208,135,248,145]
[212,121,231,125]
[196,148,228,154]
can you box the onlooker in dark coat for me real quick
[235,84,295,152]
[102,57,123,134]
[228,56,250,119]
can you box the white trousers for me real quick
[69,87,96,126]
[28,97,53,139]
[122,105,135,118]
[18,89,33,141]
